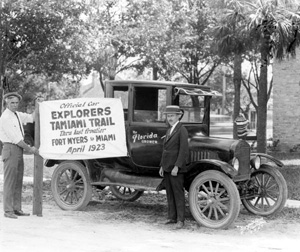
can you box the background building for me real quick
[273,48,300,152]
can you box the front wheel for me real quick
[51,161,92,210]
[241,165,288,216]
[110,185,144,202]
[188,170,240,229]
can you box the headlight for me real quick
[232,157,239,171]
[251,155,261,169]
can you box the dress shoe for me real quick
[4,212,18,219]
[174,221,184,229]
[165,219,177,225]
[14,210,30,216]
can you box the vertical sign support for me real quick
[33,99,43,216]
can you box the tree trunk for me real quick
[152,67,158,80]
[232,54,242,139]
[0,4,4,114]
[98,71,105,92]
[257,39,269,153]
[108,57,117,80]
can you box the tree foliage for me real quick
[121,0,220,84]
[2,0,88,78]
[0,0,90,110]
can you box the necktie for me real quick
[15,112,24,137]
[166,129,171,141]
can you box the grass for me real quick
[265,206,300,221]
[271,151,300,201]
[278,165,300,200]
[267,151,300,160]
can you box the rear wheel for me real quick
[241,165,288,216]
[110,185,144,202]
[189,170,240,229]
[51,161,92,210]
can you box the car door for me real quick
[127,85,168,168]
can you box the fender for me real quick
[251,153,283,167]
[45,159,89,168]
[187,159,238,178]
[44,159,59,167]
[45,159,92,182]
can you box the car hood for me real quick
[189,136,238,162]
[189,136,236,151]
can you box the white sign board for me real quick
[39,98,127,160]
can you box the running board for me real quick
[94,168,164,191]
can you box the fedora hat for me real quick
[3,92,22,101]
[163,105,183,114]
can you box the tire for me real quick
[51,161,92,210]
[241,165,288,216]
[188,170,240,229]
[110,185,144,202]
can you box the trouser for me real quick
[164,172,185,222]
[2,143,24,213]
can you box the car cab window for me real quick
[113,86,128,120]
[133,86,166,123]
[178,94,205,123]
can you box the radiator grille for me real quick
[235,146,250,171]
[189,150,219,162]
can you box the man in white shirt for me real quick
[0,92,39,219]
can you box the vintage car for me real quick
[46,80,288,229]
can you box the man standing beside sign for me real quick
[0,92,39,219]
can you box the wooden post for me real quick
[33,100,43,216]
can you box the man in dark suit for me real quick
[159,105,189,229]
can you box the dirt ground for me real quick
[0,182,300,252]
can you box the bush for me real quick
[278,165,300,200]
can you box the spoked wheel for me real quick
[110,185,144,202]
[189,170,240,229]
[51,161,92,210]
[241,165,288,216]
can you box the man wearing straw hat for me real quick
[0,92,39,219]
[159,105,189,229]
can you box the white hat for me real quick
[163,105,183,114]
[3,92,22,101]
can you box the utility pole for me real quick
[221,65,228,115]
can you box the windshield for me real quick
[177,94,205,123]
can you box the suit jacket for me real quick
[160,122,189,173]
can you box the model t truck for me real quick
[46,80,288,229]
